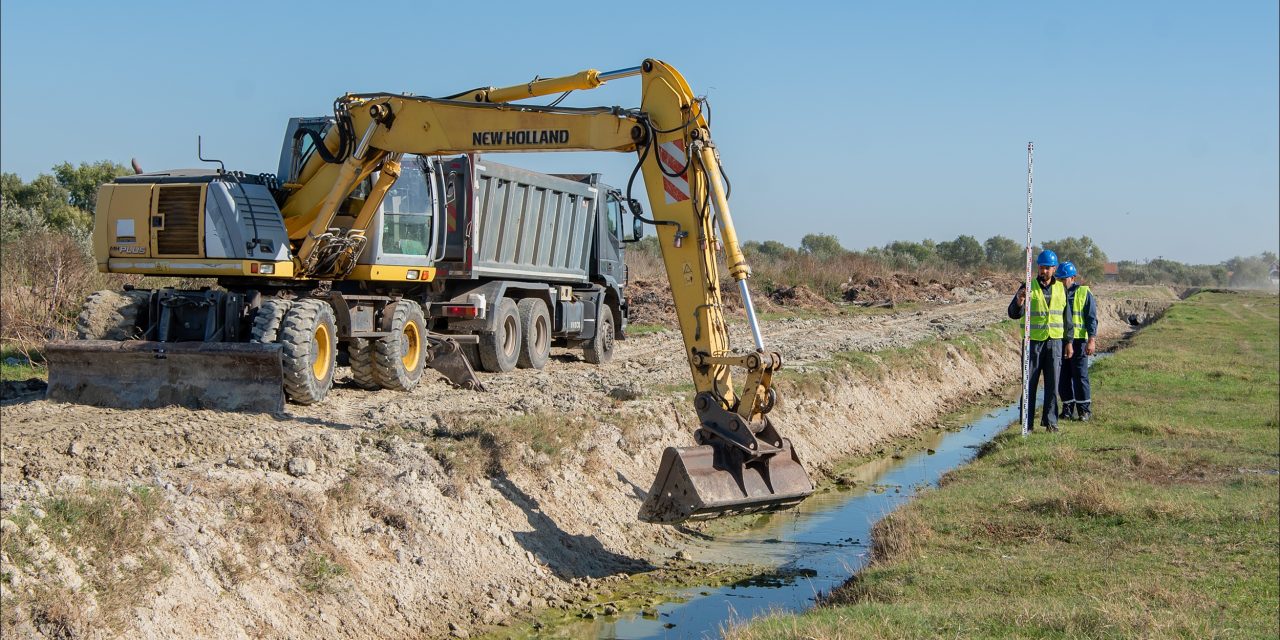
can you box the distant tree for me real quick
[984,235,1024,271]
[1225,254,1275,287]
[1041,236,1108,281]
[880,240,935,267]
[937,234,985,269]
[799,233,845,259]
[53,161,131,211]
[744,240,796,260]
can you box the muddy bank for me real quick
[0,293,1049,639]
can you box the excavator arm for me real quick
[283,59,814,523]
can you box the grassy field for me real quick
[729,291,1279,639]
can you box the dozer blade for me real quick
[638,439,814,525]
[45,340,285,412]
[426,336,485,391]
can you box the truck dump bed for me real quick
[442,157,599,284]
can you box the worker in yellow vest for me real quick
[1054,262,1098,421]
[1008,250,1075,432]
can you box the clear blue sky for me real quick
[2,0,1276,264]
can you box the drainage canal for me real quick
[546,397,1031,639]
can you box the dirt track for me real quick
[0,285,1166,639]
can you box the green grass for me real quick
[729,291,1280,639]
[0,344,45,381]
[627,323,671,336]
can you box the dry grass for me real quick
[1,484,171,635]
[1026,479,1126,518]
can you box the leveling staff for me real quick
[1009,250,1075,433]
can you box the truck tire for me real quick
[250,298,292,344]
[347,338,379,390]
[478,297,521,373]
[279,299,337,405]
[373,300,427,391]
[516,298,551,370]
[583,304,616,365]
[75,290,149,340]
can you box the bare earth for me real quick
[0,284,1165,639]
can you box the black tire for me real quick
[516,298,551,370]
[347,338,379,390]
[478,297,521,373]
[250,298,292,344]
[373,300,427,391]
[583,304,616,365]
[75,290,149,340]
[279,299,337,405]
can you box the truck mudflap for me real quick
[44,340,285,412]
[637,440,814,524]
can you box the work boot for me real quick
[1059,405,1076,421]
[1080,411,1091,422]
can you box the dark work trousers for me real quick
[1020,339,1062,431]
[1058,338,1091,416]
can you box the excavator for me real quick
[45,59,813,524]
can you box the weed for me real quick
[299,552,348,594]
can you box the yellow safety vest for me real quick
[1028,280,1066,341]
[1071,285,1091,339]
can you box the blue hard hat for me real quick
[1036,250,1059,267]
[1057,261,1077,278]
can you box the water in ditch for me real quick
[532,365,1106,639]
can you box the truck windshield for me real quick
[381,157,434,257]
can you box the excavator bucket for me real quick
[638,439,814,525]
[45,340,285,412]
[425,336,485,391]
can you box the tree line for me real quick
[742,233,1276,288]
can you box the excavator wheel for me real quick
[516,298,551,370]
[75,290,149,340]
[478,297,521,372]
[373,300,427,391]
[347,338,379,390]
[250,298,293,344]
[278,299,337,405]
[583,304,616,365]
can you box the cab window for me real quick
[381,158,433,256]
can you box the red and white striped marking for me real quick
[657,139,690,204]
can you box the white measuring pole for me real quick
[1021,142,1035,437]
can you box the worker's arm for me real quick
[1084,289,1099,355]
[1008,285,1026,319]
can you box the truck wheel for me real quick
[478,297,521,373]
[250,298,292,344]
[583,304,616,365]
[75,290,149,340]
[347,338,379,390]
[516,298,551,370]
[374,300,427,391]
[279,299,337,405]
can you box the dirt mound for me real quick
[624,278,676,326]
[767,285,838,310]
[842,273,1018,307]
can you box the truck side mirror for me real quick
[629,218,645,242]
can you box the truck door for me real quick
[595,192,625,285]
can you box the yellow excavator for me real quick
[46,59,813,524]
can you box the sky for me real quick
[2,0,1276,265]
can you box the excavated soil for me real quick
[0,282,1163,639]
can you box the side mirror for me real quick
[622,198,645,243]
[630,218,645,242]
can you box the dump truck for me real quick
[47,59,814,524]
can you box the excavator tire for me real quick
[278,299,337,405]
[516,298,551,370]
[373,300,427,391]
[75,290,149,340]
[583,304,616,365]
[347,338,379,390]
[478,297,521,373]
[250,298,293,344]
